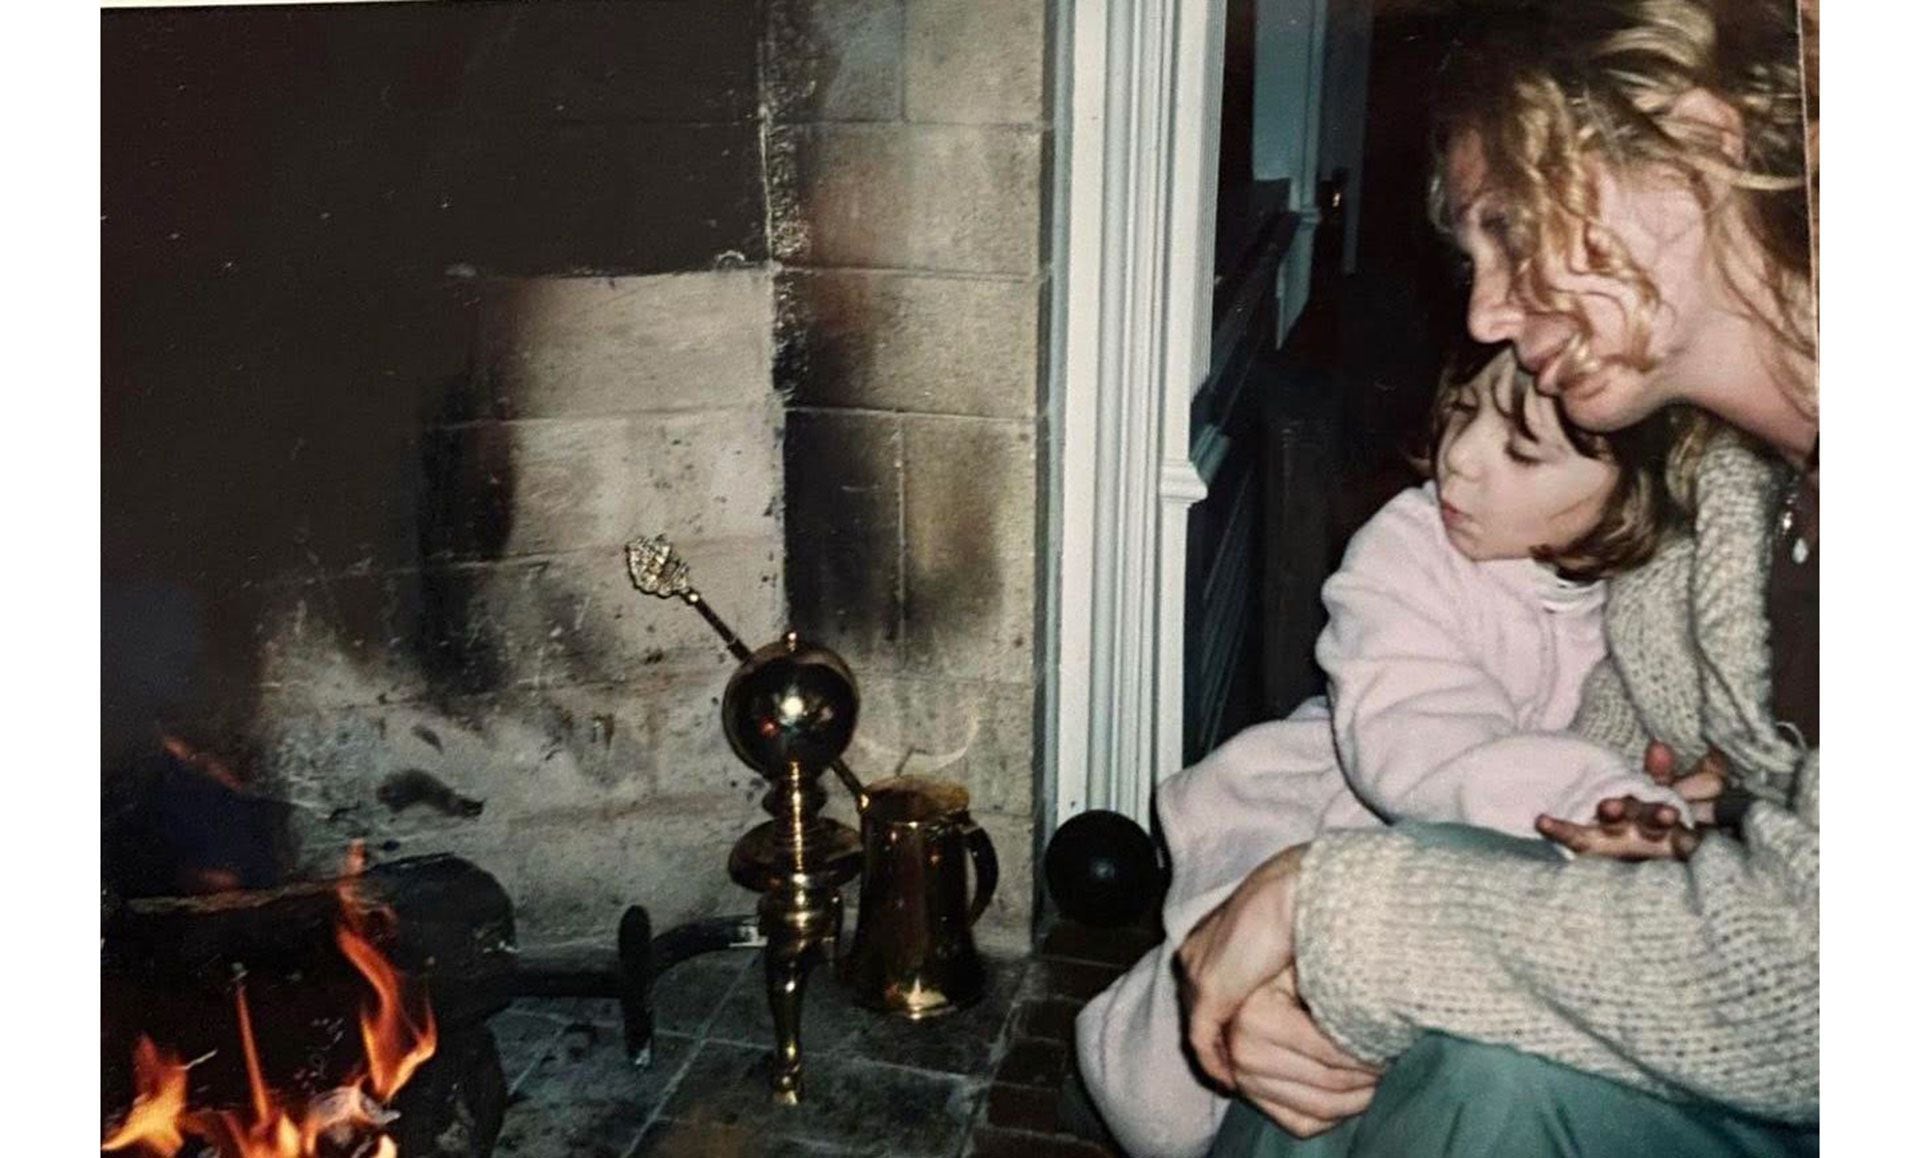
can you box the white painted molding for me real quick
[1047,0,1227,834]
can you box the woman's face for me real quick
[1434,357,1618,563]
[1444,131,1722,432]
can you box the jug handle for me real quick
[960,814,999,925]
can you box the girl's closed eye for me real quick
[1504,441,1543,466]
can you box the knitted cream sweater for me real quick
[1290,433,1819,1125]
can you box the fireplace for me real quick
[103,0,1052,1149]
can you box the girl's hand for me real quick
[1536,794,1703,860]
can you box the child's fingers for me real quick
[1536,814,1593,853]
[1635,802,1679,842]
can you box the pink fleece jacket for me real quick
[1075,484,1688,1158]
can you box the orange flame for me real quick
[337,909,438,1101]
[100,1037,190,1155]
[102,844,436,1157]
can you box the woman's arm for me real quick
[1321,494,1688,837]
[1292,753,1819,1123]
[1569,653,1655,757]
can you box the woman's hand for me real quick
[1177,845,1379,1137]
[1224,969,1380,1138]
[1643,741,1729,824]
[1177,844,1310,1089]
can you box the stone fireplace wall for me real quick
[103,0,1051,954]
[767,0,1051,949]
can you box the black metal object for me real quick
[509,906,765,1067]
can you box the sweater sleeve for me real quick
[1291,750,1820,1123]
[1321,497,1688,839]
[1570,654,1655,759]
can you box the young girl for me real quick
[1076,347,1692,1158]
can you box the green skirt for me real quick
[1208,1032,1818,1158]
[1208,825,1818,1158]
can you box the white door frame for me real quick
[1045,0,1228,834]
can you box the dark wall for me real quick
[101,0,765,762]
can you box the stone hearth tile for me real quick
[552,947,758,1038]
[631,1118,867,1156]
[705,952,1025,1079]
[490,1008,570,1093]
[837,955,1028,1076]
[1018,958,1122,1005]
[991,1036,1070,1090]
[648,949,761,1038]
[506,996,583,1022]
[701,953,876,1058]
[981,1080,1065,1135]
[1008,997,1082,1046]
[1037,918,1164,971]
[493,1024,697,1158]
[657,1039,984,1157]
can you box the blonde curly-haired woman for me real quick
[1177,1,1820,1154]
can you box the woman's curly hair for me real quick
[1426,0,1815,491]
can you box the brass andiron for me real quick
[624,535,865,1102]
[719,632,864,1102]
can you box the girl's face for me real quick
[1434,357,1618,563]
[1444,131,1722,433]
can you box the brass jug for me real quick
[842,776,998,1019]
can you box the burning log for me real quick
[104,855,514,1028]
[102,854,512,1157]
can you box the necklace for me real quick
[1775,437,1818,566]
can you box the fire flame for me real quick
[102,844,434,1157]
[100,1039,190,1155]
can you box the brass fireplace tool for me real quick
[623,535,866,1103]
[612,535,999,1104]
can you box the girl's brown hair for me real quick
[1417,345,1695,580]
